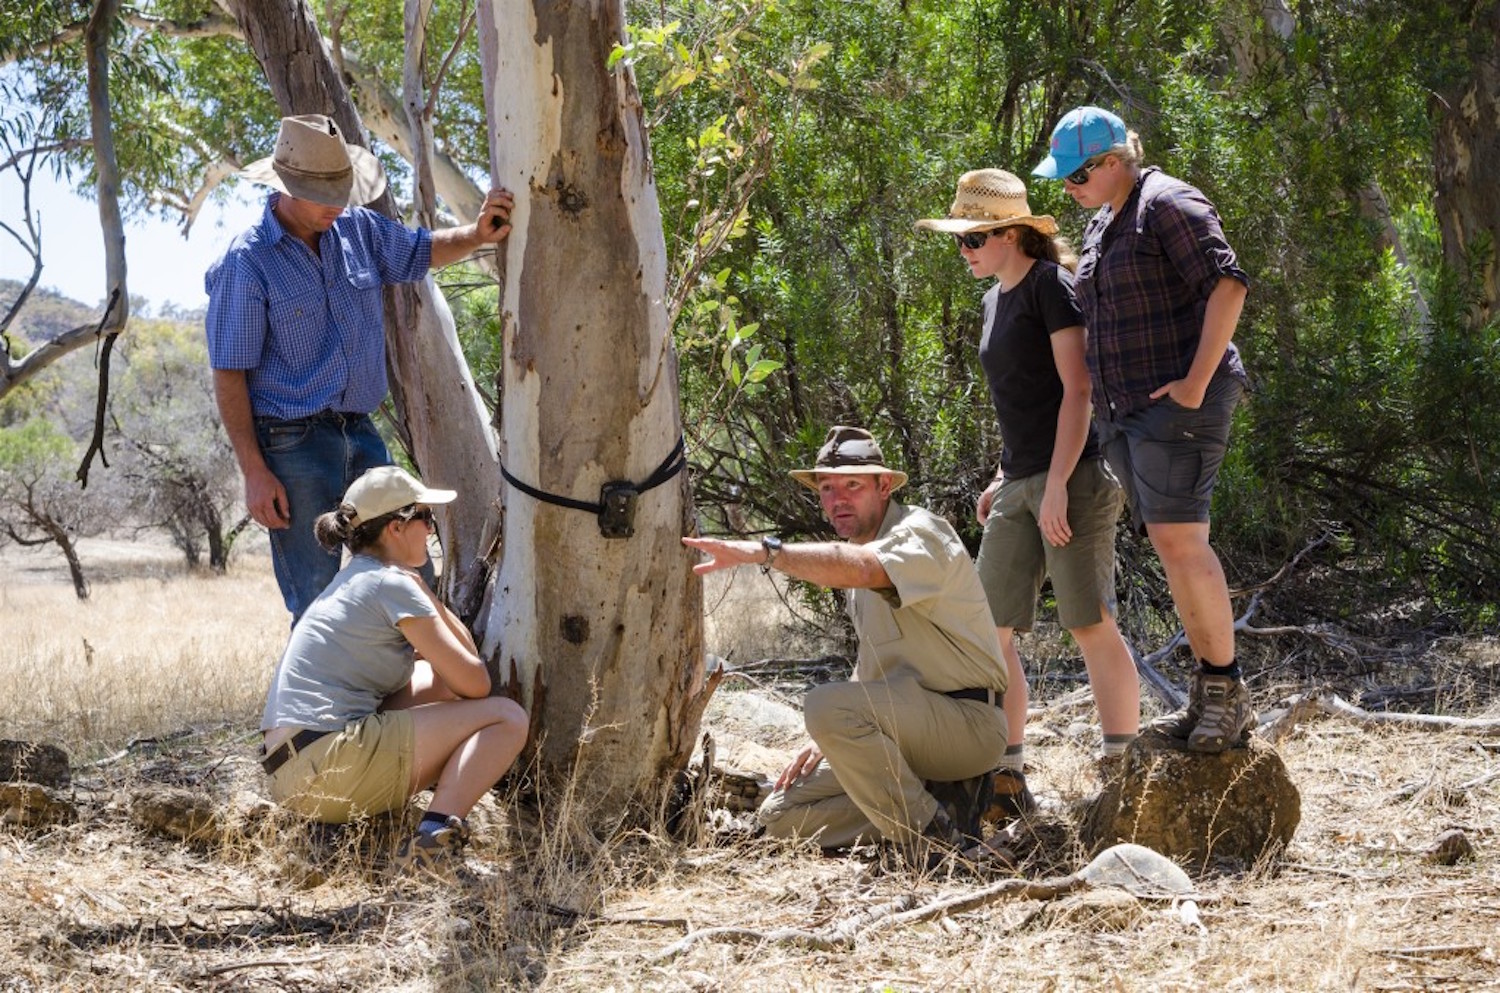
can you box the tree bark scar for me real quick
[560,614,590,644]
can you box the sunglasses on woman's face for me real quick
[408,507,436,528]
[1064,158,1103,185]
[953,231,990,251]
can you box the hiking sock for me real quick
[1100,733,1136,758]
[998,744,1025,774]
[1200,659,1243,682]
[418,811,456,836]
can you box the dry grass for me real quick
[2,541,1498,992]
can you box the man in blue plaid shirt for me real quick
[206,115,513,622]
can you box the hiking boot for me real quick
[889,804,964,874]
[925,773,994,844]
[392,815,472,877]
[1151,672,1207,740]
[1187,674,1255,753]
[985,768,1037,825]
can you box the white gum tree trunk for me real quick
[474,1,709,816]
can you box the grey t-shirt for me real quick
[260,554,439,731]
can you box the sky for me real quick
[0,165,262,315]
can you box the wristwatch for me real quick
[760,535,783,573]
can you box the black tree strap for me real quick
[499,436,687,516]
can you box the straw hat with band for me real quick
[913,168,1057,237]
[241,114,388,209]
[789,426,908,492]
[344,466,456,529]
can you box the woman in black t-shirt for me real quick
[917,169,1141,791]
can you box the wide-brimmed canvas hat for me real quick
[344,466,456,528]
[1032,106,1128,180]
[789,426,908,492]
[240,114,387,208]
[913,168,1058,237]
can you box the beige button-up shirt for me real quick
[845,500,1008,694]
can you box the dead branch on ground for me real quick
[1261,689,1500,740]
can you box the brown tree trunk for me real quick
[474,0,709,825]
[1432,0,1500,328]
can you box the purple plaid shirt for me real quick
[204,194,431,420]
[1074,167,1248,421]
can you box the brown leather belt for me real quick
[260,729,331,775]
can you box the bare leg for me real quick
[1070,612,1140,738]
[1145,521,1235,665]
[996,626,1027,749]
[406,697,528,817]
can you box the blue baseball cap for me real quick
[1032,106,1128,180]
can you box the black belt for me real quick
[261,729,332,775]
[945,687,1004,707]
[255,410,371,427]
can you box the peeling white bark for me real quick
[475,0,707,815]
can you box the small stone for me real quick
[0,782,77,828]
[128,786,223,846]
[1424,829,1475,865]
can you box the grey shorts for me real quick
[975,457,1124,631]
[1097,371,1244,532]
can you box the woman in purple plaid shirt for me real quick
[1033,106,1254,754]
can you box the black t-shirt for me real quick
[978,260,1101,480]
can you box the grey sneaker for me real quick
[393,815,472,876]
[1152,673,1208,740]
[1187,674,1255,753]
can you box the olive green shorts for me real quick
[266,710,415,824]
[975,457,1124,631]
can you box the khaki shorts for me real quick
[975,457,1124,631]
[266,711,414,824]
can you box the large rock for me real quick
[0,740,70,788]
[1079,728,1300,873]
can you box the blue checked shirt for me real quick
[204,194,432,420]
[1074,167,1248,422]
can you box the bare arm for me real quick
[398,604,490,700]
[428,188,515,269]
[1151,276,1247,408]
[1039,325,1092,547]
[212,368,289,529]
[681,535,892,590]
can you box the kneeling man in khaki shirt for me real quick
[684,426,1021,859]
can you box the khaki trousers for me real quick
[758,672,1007,848]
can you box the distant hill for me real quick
[0,280,105,344]
[0,280,203,344]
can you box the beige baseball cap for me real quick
[344,466,456,528]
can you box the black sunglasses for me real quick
[1064,158,1104,185]
[952,231,991,251]
[406,506,436,527]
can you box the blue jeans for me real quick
[255,411,390,623]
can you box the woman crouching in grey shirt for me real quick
[259,465,527,875]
